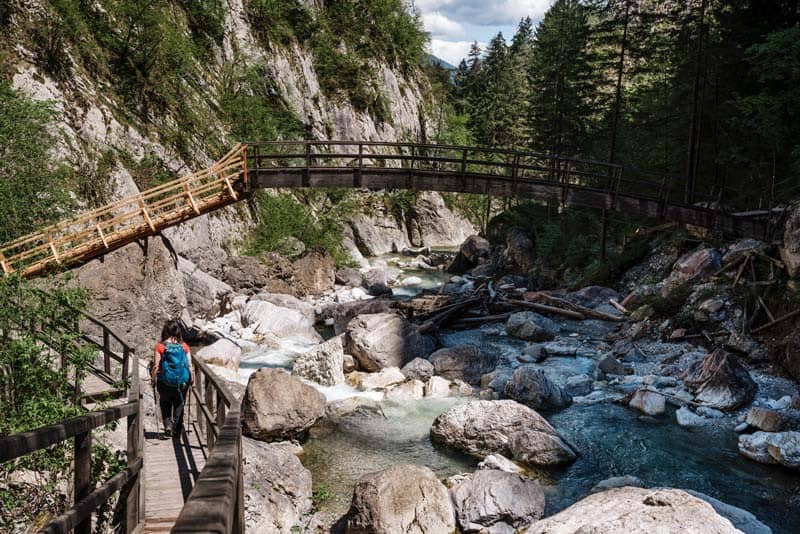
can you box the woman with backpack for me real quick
[151,320,194,437]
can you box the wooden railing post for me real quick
[216,390,226,435]
[303,142,311,188]
[125,351,143,533]
[103,329,110,374]
[234,433,244,534]
[205,374,215,448]
[74,429,92,534]
[355,143,363,188]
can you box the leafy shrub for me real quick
[220,63,306,141]
[0,82,73,243]
[247,192,354,266]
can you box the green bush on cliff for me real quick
[247,192,355,266]
[0,82,73,243]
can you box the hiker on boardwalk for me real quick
[151,320,193,437]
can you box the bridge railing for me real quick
[172,355,243,533]
[245,140,624,193]
[0,353,143,534]
[0,144,248,279]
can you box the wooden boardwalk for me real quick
[143,422,207,533]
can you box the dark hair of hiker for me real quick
[161,320,183,342]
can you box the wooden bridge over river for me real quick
[0,141,784,279]
[0,141,788,533]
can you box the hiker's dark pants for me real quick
[157,381,187,430]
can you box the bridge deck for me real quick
[143,422,206,533]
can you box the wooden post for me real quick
[0,250,10,275]
[511,153,520,197]
[600,209,608,261]
[95,223,109,249]
[121,347,130,395]
[355,143,363,188]
[234,433,245,534]
[125,351,142,533]
[74,430,92,534]
[241,145,249,192]
[138,198,156,232]
[183,182,201,215]
[46,232,61,265]
[205,375,214,448]
[216,390,226,440]
[303,142,311,188]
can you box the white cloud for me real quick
[421,11,466,40]
[417,0,552,26]
[428,39,485,66]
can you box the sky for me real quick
[415,0,554,66]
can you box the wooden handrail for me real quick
[172,354,243,533]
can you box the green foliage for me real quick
[180,0,226,52]
[118,150,176,191]
[0,82,73,243]
[220,63,307,141]
[247,0,317,46]
[312,482,333,508]
[383,190,417,217]
[247,191,356,267]
[246,0,426,120]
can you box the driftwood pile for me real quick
[399,282,627,335]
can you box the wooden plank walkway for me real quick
[142,422,207,533]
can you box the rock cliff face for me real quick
[4,1,474,344]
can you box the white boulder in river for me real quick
[430,400,576,467]
[241,369,325,441]
[738,431,800,470]
[524,487,744,534]
[346,313,435,371]
[292,335,346,386]
[451,469,545,533]
[680,349,756,411]
[243,437,312,533]
[345,464,455,534]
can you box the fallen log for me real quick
[451,313,513,326]
[751,308,800,335]
[609,298,629,315]
[505,299,585,321]
[418,297,482,333]
[525,293,626,322]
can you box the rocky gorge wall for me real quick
[0,1,473,348]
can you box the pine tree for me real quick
[527,0,593,157]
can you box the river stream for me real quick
[234,254,800,533]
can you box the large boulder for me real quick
[336,267,365,288]
[680,349,757,411]
[292,249,335,295]
[504,366,572,410]
[430,400,576,467]
[292,335,346,387]
[345,464,456,534]
[401,358,435,382]
[448,235,491,274]
[331,298,394,335]
[429,346,497,385]
[346,313,435,371]
[241,369,326,441]
[504,227,537,273]
[195,338,241,372]
[451,469,545,533]
[686,490,773,534]
[407,191,475,248]
[350,213,411,257]
[178,257,233,319]
[251,292,315,325]
[242,299,321,341]
[525,487,743,534]
[661,247,721,297]
[506,312,560,342]
[509,428,578,467]
[738,431,800,470]
[628,389,666,416]
[780,205,800,278]
[220,254,297,296]
[243,437,312,533]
